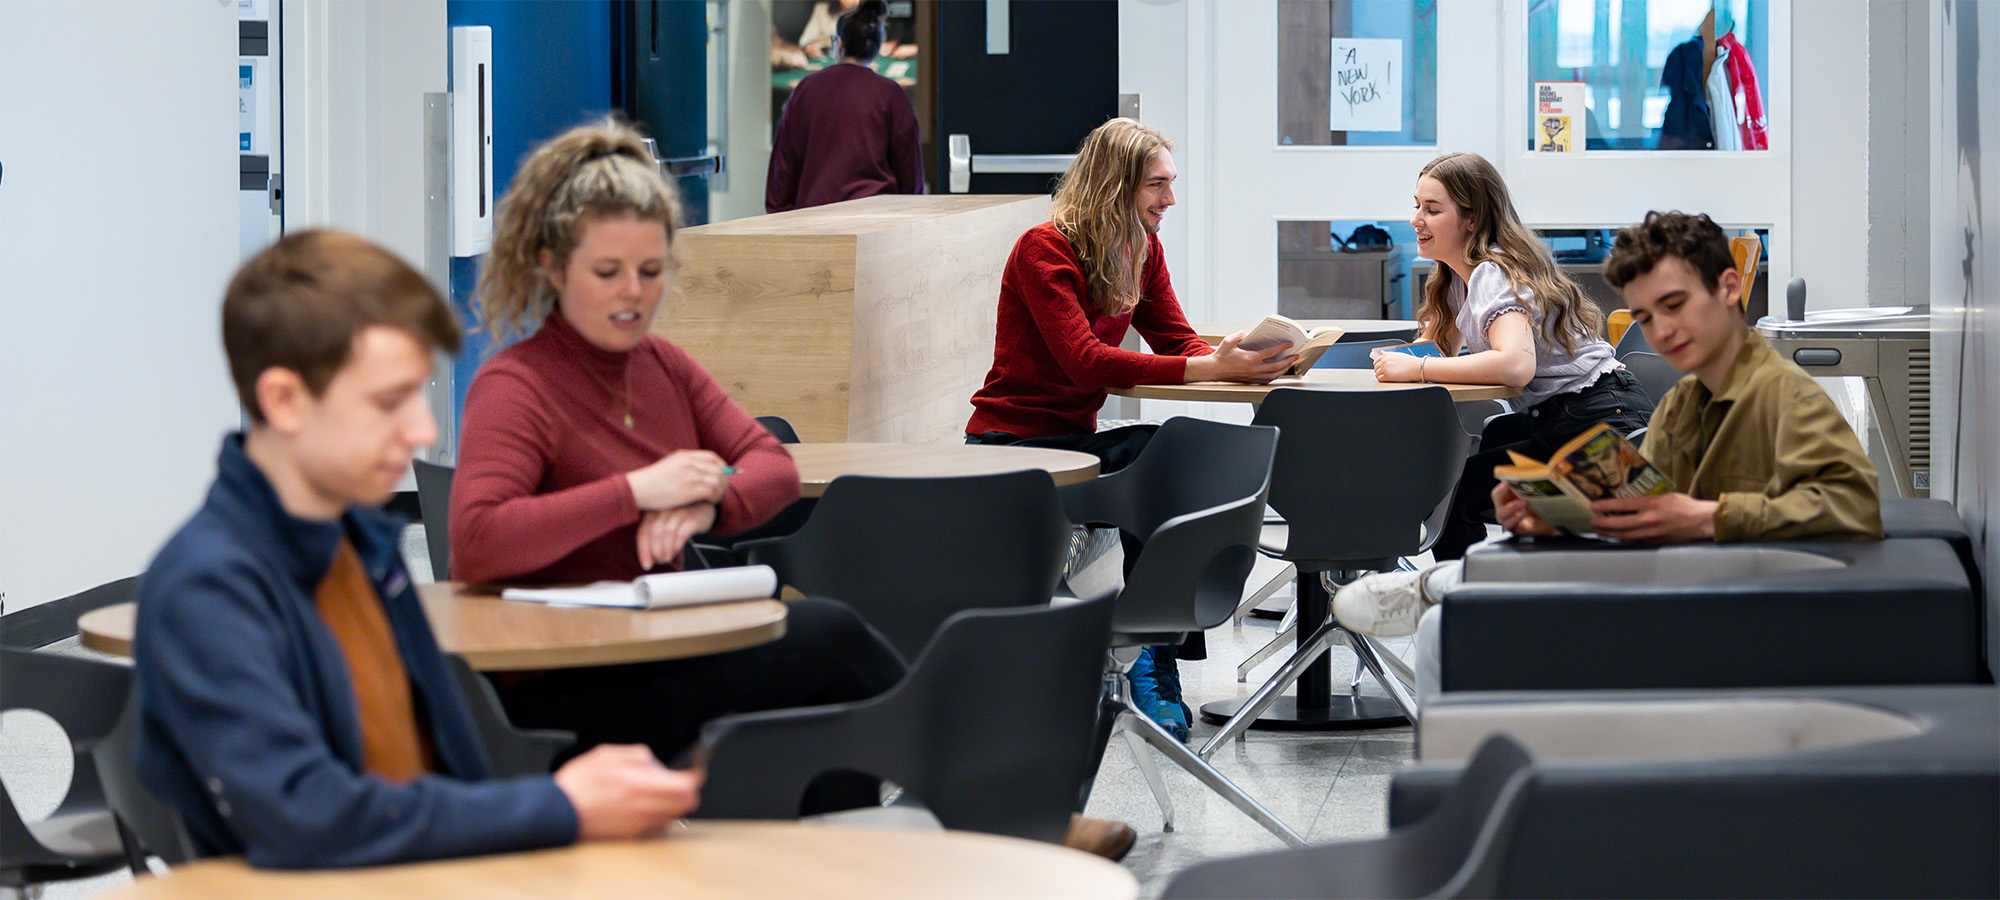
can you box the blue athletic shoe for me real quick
[1126,647,1190,742]
[1152,649,1193,727]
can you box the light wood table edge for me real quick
[449,602,788,671]
[1110,379,1519,403]
[76,594,792,673]
[92,820,1140,900]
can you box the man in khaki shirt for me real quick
[1335,210,1882,644]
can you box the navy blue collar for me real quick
[211,433,408,596]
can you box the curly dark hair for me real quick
[1602,210,1737,292]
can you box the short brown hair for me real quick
[223,230,462,423]
[1603,211,1737,293]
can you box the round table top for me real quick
[785,442,1100,498]
[91,820,1139,900]
[77,584,789,672]
[1110,366,1520,403]
[1193,318,1421,344]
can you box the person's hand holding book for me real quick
[1586,493,1718,543]
[1185,332,1295,384]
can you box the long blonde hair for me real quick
[1415,152,1600,354]
[1050,118,1171,315]
[473,117,683,339]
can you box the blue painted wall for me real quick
[444,0,620,426]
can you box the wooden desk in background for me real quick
[78,583,788,672]
[93,821,1139,900]
[666,195,1050,444]
[786,442,1099,498]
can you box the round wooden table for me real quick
[77,583,789,672]
[91,821,1139,900]
[785,442,1100,498]
[1193,318,1420,344]
[1111,366,1520,403]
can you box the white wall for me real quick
[1791,0,1872,309]
[282,0,446,265]
[0,1,242,609]
[1930,0,1998,660]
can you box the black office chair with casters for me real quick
[442,654,575,777]
[1,648,138,894]
[1200,387,1468,745]
[1058,416,1305,845]
[695,594,1113,843]
[411,458,455,582]
[740,470,1069,660]
[1161,734,1535,900]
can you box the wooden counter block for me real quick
[663,194,1050,443]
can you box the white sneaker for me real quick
[1332,565,1446,637]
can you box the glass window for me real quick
[1276,1,1438,147]
[1526,0,1769,151]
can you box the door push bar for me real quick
[947,134,1074,193]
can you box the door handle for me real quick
[947,134,1074,192]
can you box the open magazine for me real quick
[501,565,778,610]
[1491,423,1674,537]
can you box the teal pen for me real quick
[721,466,740,475]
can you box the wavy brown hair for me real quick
[473,117,683,339]
[1415,152,1600,355]
[1050,118,1171,316]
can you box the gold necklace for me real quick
[584,361,635,428]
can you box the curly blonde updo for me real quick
[473,117,684,339]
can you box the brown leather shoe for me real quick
[1062,814,1137,861]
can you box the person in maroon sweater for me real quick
[965,117,1293,472]
[450,119,903,808]
[765,0,922,213]
[966,118,1292,750]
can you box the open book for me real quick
[1491,423,1674,537]
[501,565,779,610]
[1236,315,1347,376]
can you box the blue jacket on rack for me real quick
[134,434,576,868]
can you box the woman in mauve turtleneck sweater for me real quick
[447,119,902,781]
[452,310,797,584]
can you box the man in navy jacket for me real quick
[134,230,700,868]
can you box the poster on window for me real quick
[1329,39,1402,133]
[1534,81,1584,153]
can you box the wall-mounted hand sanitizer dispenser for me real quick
[451,25,493,257]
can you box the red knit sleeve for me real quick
[653,340,802,535]
[1017,228,1188,388]
[449,364,640,583]
[1130,233,1213,362]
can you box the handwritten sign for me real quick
[1329,38,1402,132]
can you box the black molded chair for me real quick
[741,470,1069,661]
[695,594,1114,843]
[1619,351,1683,403]
[1613,321,1652,357]
[1200,387,1468,745]
[1059,417,1304,844]
[411,458,455,582]
[443,653,574,777]
[1163,734,1535,899]
[753,415,801,444]
[94,696,194,870]
[1,648,136,893]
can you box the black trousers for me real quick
[495,598,906,807]
[1433,368,1657,561]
